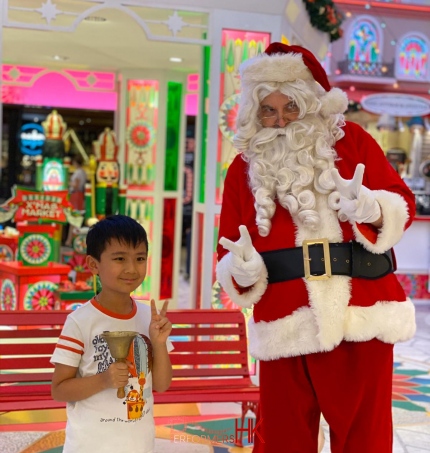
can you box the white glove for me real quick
[331,164,381,224]
[219,225,263,287]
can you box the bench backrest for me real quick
[0,310,70,378]
[0,308,251,380]
[169,309,251,380]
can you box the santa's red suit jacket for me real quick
[217,121,416,361]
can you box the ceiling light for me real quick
[169,57,182,63]
[52,55,69,61]
[84,16,107,22]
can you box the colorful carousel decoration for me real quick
[0,186,83,311]
[0,279,17,311]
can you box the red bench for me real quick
[0,308,259,443]
[155,308,259,443]
[0,310,70,412]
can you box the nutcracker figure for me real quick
[91,128,121,219]
[39,110,69,192]
[42,110,66,159]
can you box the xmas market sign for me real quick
[0,187,83,227]
[361,93,430,117]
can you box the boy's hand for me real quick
[101,361,130,390]
[149,299,172,345]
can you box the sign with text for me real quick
[0,187,83,227]
[11,189,71,223]
[20,123,45,156]
[361,93,430,117]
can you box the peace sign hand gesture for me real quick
[219,225,263,287]
[149,299,172,345]
[331,164,381,224]
[219,225,255,262]
[331,163,365,201]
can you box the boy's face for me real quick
[87,238,147,296]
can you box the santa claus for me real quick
[216,43,416,453]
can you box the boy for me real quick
[51,215,172,453]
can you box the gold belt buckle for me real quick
[302,238,332,281]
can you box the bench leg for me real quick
[236,401,259,447]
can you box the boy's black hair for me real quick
[86,215,148,261]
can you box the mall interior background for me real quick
[0,1,429,452]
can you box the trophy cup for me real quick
[101,331,138,398]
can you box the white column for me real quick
[195,10,283,308]
[117,68,187,307]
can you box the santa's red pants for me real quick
[252,339,394,453]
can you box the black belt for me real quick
[260,240,396,283]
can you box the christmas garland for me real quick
[302,0,344,42]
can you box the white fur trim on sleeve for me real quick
[216,252,268,308]
[353,190,410,253]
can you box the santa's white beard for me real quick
[243,116,340,236]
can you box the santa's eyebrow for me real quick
[260,101,296,108]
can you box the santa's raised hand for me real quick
[331,163,381,224]
[219,225,264,287]
[149,299,172,345]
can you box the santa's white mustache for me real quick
[249,127,289,152]
[270,127,287,135]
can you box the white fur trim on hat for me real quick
[240,52,348,115]
[240,52,313,86]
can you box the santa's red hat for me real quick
[239,42,348,116]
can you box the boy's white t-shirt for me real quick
[51,298,172,453]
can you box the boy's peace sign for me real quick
[149,299,172,344]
